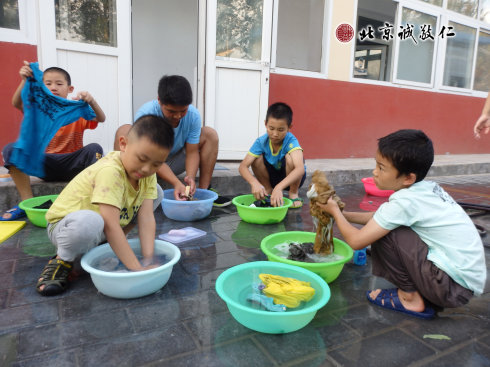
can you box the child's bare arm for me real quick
[239,154,266,199]
[73,91,106,122]
[99,203,143,270]
[343,211,375,225]
[137,199,156,261]
[316,199,389,250]
[11,61,32,112]
[474,92,490,139]
[271,150,304,205]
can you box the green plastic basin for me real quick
[19,194,58,228]
[216,261,330,334]
[232,194,292,224]
[260,231,354,283]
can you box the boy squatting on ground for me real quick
[239,102,306,208]
[36,115,174,296]
[316,129,486,319]
[114,75,230,206]
[1,61,106,221]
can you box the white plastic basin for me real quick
[81,239,181,299]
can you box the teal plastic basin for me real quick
[215,261,330,334]
[260,231,354,283]
[232,194,292,224]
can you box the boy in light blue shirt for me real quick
[317,129,486,319]
[239,102,306,208]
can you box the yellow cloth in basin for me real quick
[259,273,315,308]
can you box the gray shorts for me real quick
[371,226,474,308]
[47,185,164,261]
[166,148,186,176]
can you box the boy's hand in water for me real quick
[251,182,266,200]
[138,256,158,271]
[270,188,284,207]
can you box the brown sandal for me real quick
[36,257,73,296]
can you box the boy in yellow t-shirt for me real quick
[37,115,174,296]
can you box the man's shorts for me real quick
[166,147,186,176]
[263,156,306,190]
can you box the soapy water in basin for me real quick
[274,242,345,263]
[92,251,169,273]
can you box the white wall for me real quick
[131,0,199,117]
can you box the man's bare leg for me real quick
[197,126,219,189]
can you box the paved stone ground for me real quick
[0,174,489,367]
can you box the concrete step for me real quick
[1,154,489,212]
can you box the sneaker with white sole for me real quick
[208,187,232,207]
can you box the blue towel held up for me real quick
[9,62,95,177]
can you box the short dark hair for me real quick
[129,114,174,150]
[157,75,193,106]
[378,129,434,182]
[266,102,293,126]
[43,67,71,85]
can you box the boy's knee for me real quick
[285,154,294,169]
[84,143,103,156]
[62,210,104,241]
[2,143,14,167]
[200,126,219,145]
[251,155,265,169]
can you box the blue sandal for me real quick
[366,288,435,319]
[0,205,26,221]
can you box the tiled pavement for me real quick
[0,174,489,367]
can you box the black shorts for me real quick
[263,156,306,190]
[2,142,103,181]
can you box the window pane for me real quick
[354,47,388,80]
[447,0,478,18]
[481,0,490,23]
[55,0,117,47]
[216,0,263,61]
[276,0,324,72]
[443,22,476,88]
[473,31,490,91]
[396,8,437,84]
[354,0,397,81]
[421,0,442,6]
[0,0,19,30]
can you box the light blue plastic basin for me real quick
[215,261,330,334]
[81,239,181,299]
[161,188,217,221]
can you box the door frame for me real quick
[204,0,273,159]
[37,0,132,124]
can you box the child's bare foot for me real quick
[368,288,425,312]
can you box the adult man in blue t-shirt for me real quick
[114,75,230,206]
